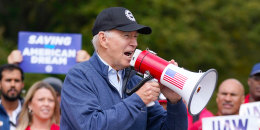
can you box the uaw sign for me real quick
[18,31,82,74]
[239,101,260,128]
[202,115,259,130]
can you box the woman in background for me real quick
[16,81,60,130]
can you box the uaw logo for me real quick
[125,10,136,22]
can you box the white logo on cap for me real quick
[125,10,136,22]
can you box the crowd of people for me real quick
[1,6,260,130]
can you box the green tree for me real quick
[1,0,260,113]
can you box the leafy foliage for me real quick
[1,0,260,113]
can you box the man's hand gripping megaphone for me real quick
[126,50,182,107]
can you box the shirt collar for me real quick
[96,53,123,74]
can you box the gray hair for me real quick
[91,31,111,51]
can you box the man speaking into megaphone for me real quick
[60,7,188,130]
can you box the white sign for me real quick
[239,102,260,118]
[239,102,260,128]
[202,115,259,130]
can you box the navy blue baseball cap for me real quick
[92,7,152,36]
[250,63,260,76]
[43,77,63,95]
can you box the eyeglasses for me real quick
[251,75,260,81]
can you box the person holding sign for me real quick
[7,49,89,104]
[245,63,260,103]
[60,7,187,130]
[216,78,245,116]
[7,49,91,64]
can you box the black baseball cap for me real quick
[92,7,152,36]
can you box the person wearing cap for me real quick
[245,63,260,103]
[60,7,187,130]
[42,77,63,104]
[7,49,91,64]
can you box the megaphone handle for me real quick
[126,74,154,95]
[125,72,155,107]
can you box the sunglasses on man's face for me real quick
[251,74,260,81]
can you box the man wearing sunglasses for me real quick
[245,63,260,103]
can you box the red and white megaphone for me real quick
[130,49,218,115]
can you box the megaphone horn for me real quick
[130,49,218,115]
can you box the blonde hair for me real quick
[16,81,60,130]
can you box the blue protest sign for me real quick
[18,31,82,74]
